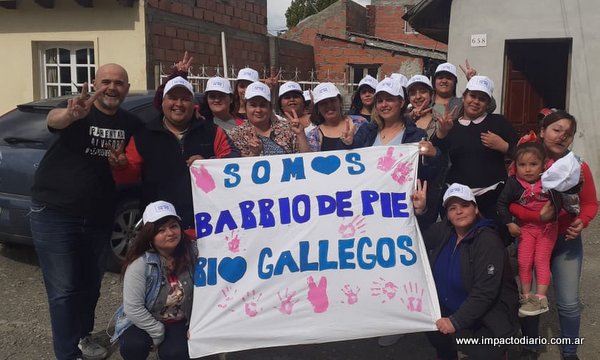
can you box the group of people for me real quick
[29,52,597,360]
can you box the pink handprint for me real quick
[377,147,400,172]
[190,164,216,193]
[371,277,399,303]
[307,276,329,313]
[341,284,360,305]
[400,281,425,313]
[338,215,366,238]
[217,286,237,311]
[391,161,414,185]
[224,230,241,253]
[276,288,298,315]
[242,290,262,317]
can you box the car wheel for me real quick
[107,200,141,273]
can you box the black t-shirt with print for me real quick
[32,106,141,221]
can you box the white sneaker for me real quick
[78,336,108,360]
[377,334,404,347]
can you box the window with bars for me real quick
[404,6,418,34]
[42,44,95,98]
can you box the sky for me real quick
[267,0,371,35]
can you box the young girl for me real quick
[497,134,558,316]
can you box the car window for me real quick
[0,108,52,149]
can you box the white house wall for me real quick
[0,0,147,114]
[447,0,600,192]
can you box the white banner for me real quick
[188,145,440,358]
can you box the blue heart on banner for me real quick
[311,155,341,175]
[218,257,247,283]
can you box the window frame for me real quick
[39,43,96,98]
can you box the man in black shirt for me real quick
[30,63,141,360]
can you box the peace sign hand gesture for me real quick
[286,109,306,135]
[66,82,104,122]
[340,118,356,146]
[459,59,478,80]
[432,104,458,139]
[175,51,193,73]
[247,128,263,157]
[410,102,432,121]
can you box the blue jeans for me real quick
[521,234,583,356]
[30,203,111,360]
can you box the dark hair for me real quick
[121,216,194,278]
[310,94,345,125]
[514,141,546,163]
[433,71,457,97]
[232,79,252,118]
[349,85,375,115]
[540,110,577,134]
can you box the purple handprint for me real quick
[377,147,401,172]
[400,281,425,313]
[242,290,262,317]
[371,277,399,303]
[307,276,329,313]
[341,284,360,305]
[276,288,298,315]
[217,286,237,311]
[338,215,366,238]
[391,161,414,185]
[224,230,241,253]
[190,164,216,193]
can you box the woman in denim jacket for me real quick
[111,201,196,360]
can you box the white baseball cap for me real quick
[465,75,494,98]
[442,183,477,207]
[279,81,303,98]
[358,75,378,90]
[142,201,181,224]
[406,75,433,91]
[434,63,458,78]
[375,77,404,98]
[541,152,581,192]
[164,76,194,97]
[390,73,408,88]
[244,81,271,101]
[205,76,232,94]
[312,82,340,104]
[303,90,311,102]
[237,67,259,82]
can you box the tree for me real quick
[285,0,338,29]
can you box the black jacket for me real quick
[423,219,519,337]
[496,175,562,225]
[120,115,240,229]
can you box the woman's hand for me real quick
[418,139,436,157]
[175,51,193,72]
[340,118,356,146]
[264,67,281,89]
[565,218,584,240]
[507,222,521,238]
[410,102,432,121]
[459,59,477,80]
[432,104,458,139]
[480,130,509,153]
[248,129,263,156]
[186,155,204,167]
[412,179,428,215]
[286,109,306,135]
[436,317,456,334]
